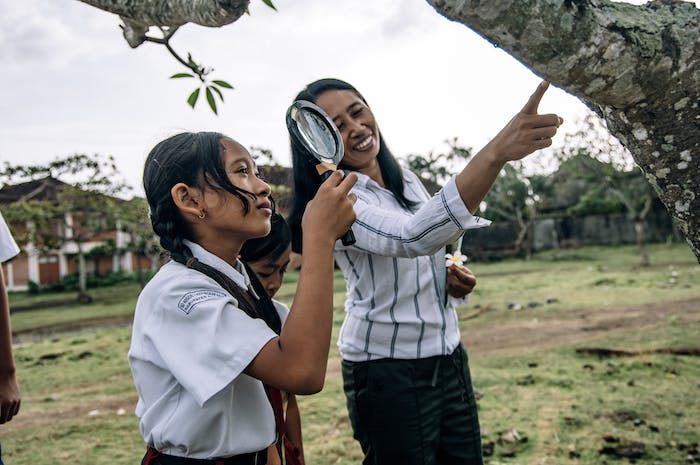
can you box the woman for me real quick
[287,79,561,465]
[129,132,356,464]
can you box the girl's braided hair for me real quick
[143,131,280,331]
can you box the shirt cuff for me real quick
[440,177,492,230]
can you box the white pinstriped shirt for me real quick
[335,169,490,362]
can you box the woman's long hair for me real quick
[287,78,417,253]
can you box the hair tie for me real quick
[186,257,199,268]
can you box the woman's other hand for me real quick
[447,265,477,299]
[487,81,563,162]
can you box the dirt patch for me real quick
[575,346,700,358]
[6,393,138,431]
[324,298,700,378]
[464,297,700,357]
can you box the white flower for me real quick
[445,251,468,268]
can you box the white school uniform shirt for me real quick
[272,299,289,326]
[335,169,490,362]
[0,212,20,263]
[128,240,278,459]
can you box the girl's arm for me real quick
[0,266,20,424]
[245,171,357,394]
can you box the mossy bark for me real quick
[78,0,250,47]
[427,0,700,262]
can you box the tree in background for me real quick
[427,0,699,262]
[118,197,163,289]
[479,163,549,258]
[555,114,657,266]
[69,0,700,260]
[0,154,131,301]
[405,137,473,192]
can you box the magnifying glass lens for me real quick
[296,110,337,161]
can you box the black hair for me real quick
[287,78,418,253]
[239,213,291,264]
[143,131,277,328]
[239,213,292,335]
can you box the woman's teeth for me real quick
[354,136,373,151]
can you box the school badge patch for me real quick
[178,289,227,315]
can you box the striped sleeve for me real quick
[338,176,490,258]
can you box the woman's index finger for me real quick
[521,80,549,115]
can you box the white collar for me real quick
[183,239,259,299]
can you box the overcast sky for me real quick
[1,0,696,196]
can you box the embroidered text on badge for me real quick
[178,289,227,315]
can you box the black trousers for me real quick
[342,344,483,465]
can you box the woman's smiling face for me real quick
[314,89,380,173]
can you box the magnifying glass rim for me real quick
[286,100,344,165]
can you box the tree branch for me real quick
[427,0,700,261]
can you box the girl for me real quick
[287,79,562,465]
[240,213,304,465]
[129,132,356,464]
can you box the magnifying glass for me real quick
[286,100,356,246]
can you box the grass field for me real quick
[3,243,699,465]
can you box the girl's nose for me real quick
[266,277,281,295]
[257,178,271,197]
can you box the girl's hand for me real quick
[0,370,20,424]
[446,265,477,299]
[302,170,358,245]
[486,81,563,163]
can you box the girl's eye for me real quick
[236,166,249,174]
[337,123,345,131]
[259,272,273,278]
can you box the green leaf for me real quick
[170,73,195,79]
[212,80,234,89]
[261,0,277,11]
[210,85,225,102]
[187,88,200,108]
[205,87,218,115]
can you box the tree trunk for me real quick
[513,211,531,258]
[76,245,93,303]
[634,219,651,267]
[427,0,700,262]
[78,0,250,47]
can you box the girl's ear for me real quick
[171,183,204,219]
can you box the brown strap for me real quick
[264,385,286,459]
[283,436,304,465]
[142,447,161,465]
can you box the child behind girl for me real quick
[240,213,304,465]
[129,132,356,465]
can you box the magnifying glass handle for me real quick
[320,170,356,246]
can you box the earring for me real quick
[198,210,206,220]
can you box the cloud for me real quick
[380,0,433,39]
[0,0,125,66]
